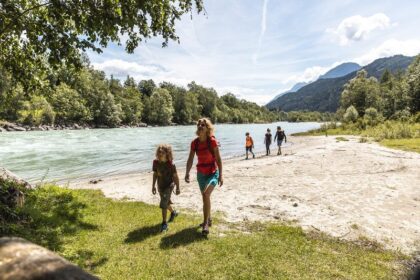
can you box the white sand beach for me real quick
[69,136,420,254]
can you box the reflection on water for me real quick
[0,122,320,183]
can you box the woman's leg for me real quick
[202,185,215,225]
[250,147,255,158]
[245,147,249,159]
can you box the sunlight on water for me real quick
[0,122,320,183]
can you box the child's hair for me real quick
[267,128,271,132]
[155,144,173,162]
[196,117,215,137]
[245,132,250,136]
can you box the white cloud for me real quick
[327,13,392,45]
[91,59,193,86]
[283,65,331,84]
[355,39,420,65]
[215,86,275,105]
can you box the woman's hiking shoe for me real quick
[160,222,168,232]
[199,218,212,228]
[202,223,209,236]
[168,210,178,222]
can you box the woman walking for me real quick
[185,118,223,236]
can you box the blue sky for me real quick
[88,0,420,105]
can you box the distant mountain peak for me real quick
[266,55,414,112]
[318,62,361,80]
[268,82,308,104]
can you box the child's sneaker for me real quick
[161,222,168,232]
[168,210,178,222]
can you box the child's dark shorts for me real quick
[159,184,174,209]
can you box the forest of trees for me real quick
[0,61,278,127]
[338,55,420,126]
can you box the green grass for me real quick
[380,138,420,153]
[4,186,411,279]
[335,136,349,142]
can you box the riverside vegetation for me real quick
[293,55,420,153]
[0,63,278,128]
[0,179,412,279]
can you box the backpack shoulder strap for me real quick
[194,138,199,153]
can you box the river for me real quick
[0,122,321,183]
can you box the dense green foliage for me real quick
[293,56,420,152]
[0,0,203,87]
[267,55,415,112]
[0,64,278,127]
[1,184,409,279]
[338,56,420,122]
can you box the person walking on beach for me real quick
[264,128,272,156]
[245,132,255,160]
[152,144,180,232]
[274,126,287,155]
[185,118,223,236]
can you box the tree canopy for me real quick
[0,0,204,86]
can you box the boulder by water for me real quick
[0,167,32,189]
[1,122,26,131]
[0,237,98,280]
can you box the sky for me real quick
[88,0,420,105]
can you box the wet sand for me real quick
[69,136,420,254]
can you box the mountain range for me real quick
[266,55,414,112]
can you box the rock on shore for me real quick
[0,121,149,132]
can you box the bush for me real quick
[364,107,382,126]
[343,106,359,123]
[18,96,56,125]
[391,109,411,122]
[363,121,420,141]
[0,178,28,234]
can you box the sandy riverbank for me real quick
[69,136,420,254]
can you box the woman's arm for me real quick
[214,146,223,186]
[185,149,195,183]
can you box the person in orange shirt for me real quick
[245,132,255,160]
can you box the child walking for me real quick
[152,144,180,232]
[245,132,255,159]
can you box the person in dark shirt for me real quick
[152,144,180,232]
[264,128,272,156]
[274,126,287,155]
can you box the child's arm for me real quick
[285,132,287,142]
[173,170,180,195]
[152,172,157,195]
[274,132,277,141]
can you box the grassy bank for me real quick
[293,121,420,153]
[2,185,411,279]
